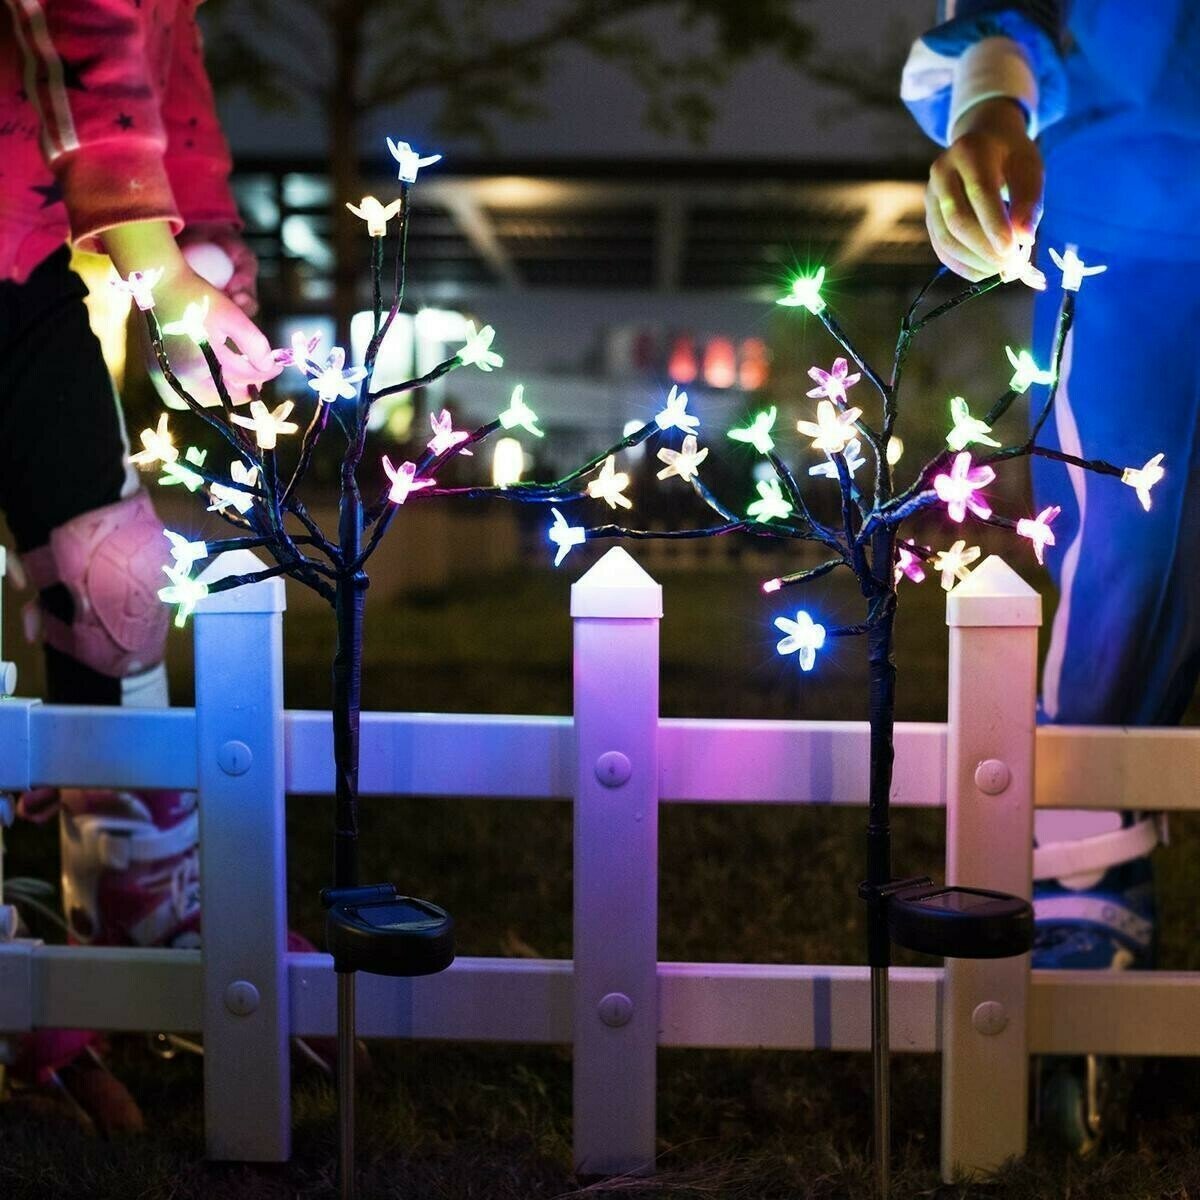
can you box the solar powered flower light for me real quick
[544,247,1162,1198]
[123,137,714,1200]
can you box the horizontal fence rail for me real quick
[1,704,1197,810]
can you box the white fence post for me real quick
[571,547,662,1175]
[194,551,290,1161]
[941,555,1041,1180]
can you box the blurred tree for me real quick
[200,0,824,340]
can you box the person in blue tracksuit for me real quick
[902,0,1200,1147]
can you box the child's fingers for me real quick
[957,156,1014,256]
[931,162,1003,269]
[924,188,993,281]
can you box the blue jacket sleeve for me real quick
[901,2,1068,145]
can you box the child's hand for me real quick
[104,220,279,406]
[926,97,1044,280]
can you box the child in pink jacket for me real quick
[1,0,279,1131]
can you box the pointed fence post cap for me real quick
[196,548,287,615]
[571,546,663,619]
[946,554,1041,628]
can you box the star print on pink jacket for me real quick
[0,0,239,282]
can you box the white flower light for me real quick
[308,347,367,403]
[164,530,209,572]
[499,385,544,437]
[130,414,178,468]
[386,138,442,183]
[548,508,586,567]
[728,407,777,456]
[747,477,793,523]
[997,239,1047,291]
[810,438,867,479]
[1016,505,1061,565]
[159,446,207,492]
[654,385,699,434]
[208,461,260,516]
[161,297,210,345]
[946,396,1000,452]
[774,610,826,671]
[797,400,862,455]
[586,455,632,510]
[1005,346,1056,394]
[931,540,981,591]
[457,322,503,372]
[111,267,163,312]
[1049,246,1107,292]
[231,400,299,450]
[656,433,709,482]
[346,196,403,238]
[1121,453,1165,511]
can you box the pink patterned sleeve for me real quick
[3,0,183,252]
[162,4,241,231]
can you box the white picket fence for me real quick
[1,545,1199,1182]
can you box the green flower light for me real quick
[777,267,826,314]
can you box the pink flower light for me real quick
[427,409,472,457]
[382,456,435,505]
[1016,505,1061,565]
[933,451,996,523]
[762,577,782,594]
[894,541,926,585]
[806,357,861,406]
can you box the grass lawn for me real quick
[4,563,1200,1199]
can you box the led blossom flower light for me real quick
[945,395,1000,452]
[457,322,503,372]
[308,347,367,403]
[777,267,826,314]
[232,400,299,450]
[161,297,210,345]
[747,477,793,523]
[111,267,163,311]
[656,433,709,482]
[427,409,472,457]
[807,357,861,405]
[654,385,699,434]
[1122,453,1166,512]
[158,563,209,628]
[997,238,1047,291]
[159,446,207,492]
[345,196,403,238]
[893,542,926,585]
[382,457,435,505]
[548,508,586,566]
[728,407,777,456]
[207,461,259,516]
[931,540,981,591]
[386,138,442,183]
[774,610,826,671]
[499,385,544,437]
[586,456,632,510]
[797,399,862,455]
[1049,246,1107,293]
[933,451,996,523]
[810,439,867,479]
[283,330,323,373]
[1005,346,1056,394]
[1016,505,1061,565]
[165,530,209,572]
[129,413,178,467]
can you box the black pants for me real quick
[0,246,132,703]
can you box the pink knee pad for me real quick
[22,491,171,678]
